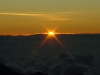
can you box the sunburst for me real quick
[48,32,55,36]
[36,31,75,60]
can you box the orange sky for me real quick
[0,0,100,35]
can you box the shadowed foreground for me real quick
[0,61,48,75]
[0,61,83,75]
[0,51,98,75]
[0,34,100,75]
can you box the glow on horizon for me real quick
[2,32,99,36]
[0,0,100,34]
[48,32,55,36]
[0,11,100,34]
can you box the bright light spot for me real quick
[48,32,55,36]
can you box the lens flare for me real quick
[49,32,54,36]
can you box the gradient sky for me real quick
[0,0,100,35]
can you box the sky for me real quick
[0,0,100,35]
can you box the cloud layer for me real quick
[0,12,70,21]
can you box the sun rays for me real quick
[36,31,75,59]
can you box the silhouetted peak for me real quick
[30,72,48,75]
[0,62,23,75]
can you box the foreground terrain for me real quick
[0,34,100,75]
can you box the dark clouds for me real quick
[0,34,100,75]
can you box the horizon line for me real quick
[0,33,100,36]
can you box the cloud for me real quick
[63,64,88,75]
[0,12,70,21]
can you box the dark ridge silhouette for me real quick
[72,34,100,40]
[0,56,86,75]
[0,34,100,41]
[0,62,24,75]
[30,72,48,75]
[0,56,47,75]
[0,56,23,75]
[7,63,25,74]
[0,61,48,75]
[0,62,86,75]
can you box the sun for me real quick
[48,32,55,36]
